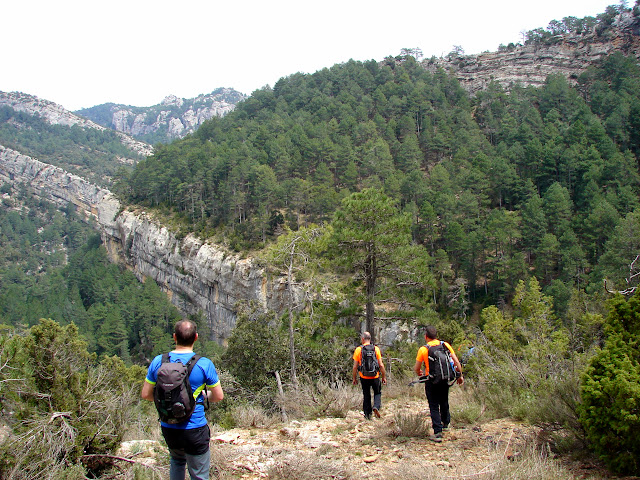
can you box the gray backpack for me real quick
[153,354,201,424]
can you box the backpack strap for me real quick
[161,352,170,363]
[184,355,209,408]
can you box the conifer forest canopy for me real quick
[120,52,640,313]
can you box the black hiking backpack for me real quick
[153,354,202,424]
[426,342,457,384]
[359,344,380,377]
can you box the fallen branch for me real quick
[446,459,500,478]
[80,454,166,476]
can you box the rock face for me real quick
[423,11,640,94]
[0,91,153,158]
[76,88,246,143]
[0,145,293,343]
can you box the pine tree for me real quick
[579,294,640,475]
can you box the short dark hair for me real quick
[425,326,437,340]
[175,320,197,346]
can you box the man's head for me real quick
[361,331,372,344]
[174,319,198,346]
[424,326,437,341]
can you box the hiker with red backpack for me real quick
[414,326,464,442]
[352,331,387,420]
[141,319,224,480]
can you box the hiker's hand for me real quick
[353,378,358,386]
[382,377,387,385]
[457,375,464,385]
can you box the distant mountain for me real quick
[76,88,247,145]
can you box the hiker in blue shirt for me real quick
[142,319,224,480]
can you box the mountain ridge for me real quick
[75,87,247,144]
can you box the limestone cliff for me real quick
[423,11,640,94]
[0,145,292,343]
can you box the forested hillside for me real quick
[119,47,640,316]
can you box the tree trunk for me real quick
[364,250,377,342]
[287,252,299,390]
[273,370,288,422]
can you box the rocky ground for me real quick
[120,393,619,479]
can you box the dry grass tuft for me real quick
[209,443,243,480]
[267,452,353,480]
[277,379,360,420]
[390,410,431,438]
[384,372,426,400]
[231,404,280,428]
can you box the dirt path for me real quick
[208,397,543,479]
[121,392,615,479]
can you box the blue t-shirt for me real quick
[145,351,220,429]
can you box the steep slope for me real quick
[0,91,153,186]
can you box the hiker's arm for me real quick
[141,380,155,401]
[379,361,387,385]
[414,360,423,377]
[450,351,465,385]
[352,360,359,385]
[207,384,224,403]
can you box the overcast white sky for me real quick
[0,0,621,111]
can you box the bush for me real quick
[579,295,640,475]
[449,388,485,425]
[0,320,144,479]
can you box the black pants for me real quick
[360,377,382,418]
[161,424,211,455]
[425,381,450,434]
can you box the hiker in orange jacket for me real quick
[352,331,387,420]
[414,326,464,442]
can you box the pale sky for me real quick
[0,0,621,111]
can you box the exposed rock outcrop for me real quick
[423,11,640,94]
[76,88,246,143]
[0,145,293,343]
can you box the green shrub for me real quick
[0,320,144,479]
[579,294,640,475]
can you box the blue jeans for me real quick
[162,425,210,480]
[360,377,382,418]
[425,381,450,434]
